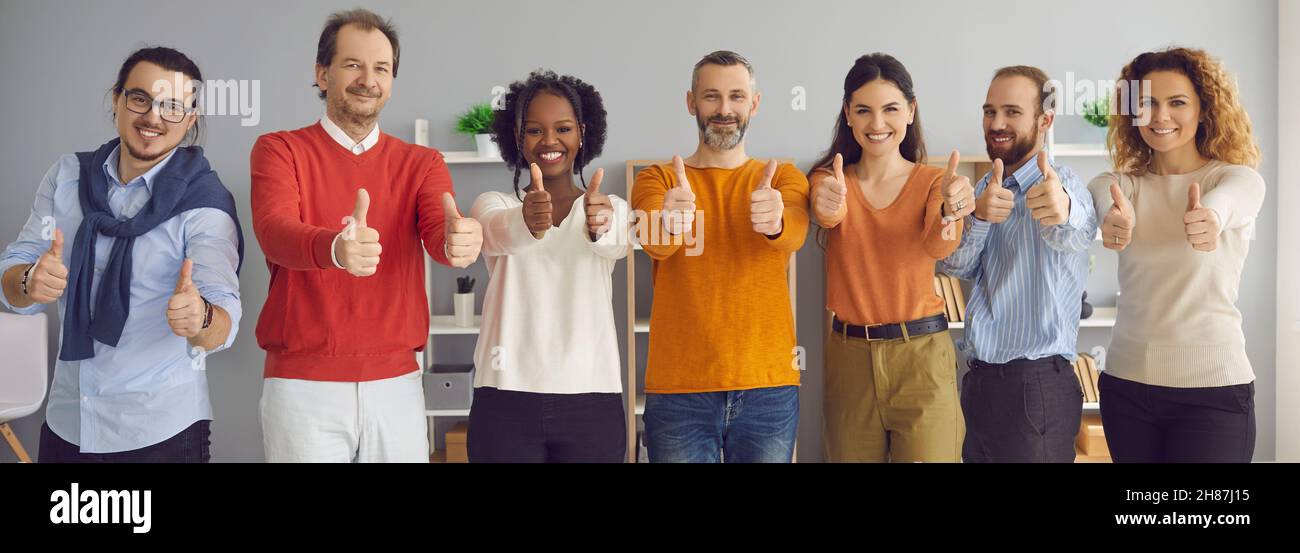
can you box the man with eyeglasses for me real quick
[0,46,244,463]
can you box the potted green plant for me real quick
[456,103,498,159]
[1082,92,1110,143]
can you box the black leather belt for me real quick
[832,313,949,341]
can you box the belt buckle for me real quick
[862,323,885,342]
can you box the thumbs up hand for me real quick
[443,192,482,268]
[1101,181,1135,251]
[1183,182,1220,252]
[661,155,697,236]
[167,258,205,338]
[1026,151,1070,226]
[812,153,848,228]
[974,158,1014,223]
[584,168,614,240]
[940,150,975,221]
[24,228,68,304]
[335,188,382,277]
[750,160,784,236]
[523,163,553,239]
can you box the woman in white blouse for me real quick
[1088,47,1265,463]
[467,70,629,462]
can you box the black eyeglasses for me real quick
[121,89,194,124]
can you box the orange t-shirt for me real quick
[814,162,961,325]
[631,159,809,393]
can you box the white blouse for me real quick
[469,190,630,394]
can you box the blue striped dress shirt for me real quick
[938,156,1097,364]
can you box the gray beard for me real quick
[330,95,379,131]
[698,117,746,150]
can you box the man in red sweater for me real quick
[251,9,482,462]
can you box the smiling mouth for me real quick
[137,127,163,141]
[988,135,1013,145]
[1150,127,1178,135]
[538,151,565,163]
[866,132,893,143]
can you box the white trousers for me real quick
[260,369,429,462]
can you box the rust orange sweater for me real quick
[814,163,961,325]
[251,123,454,382]
[632,159,809,393]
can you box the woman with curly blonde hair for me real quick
[1087,47,1265,462]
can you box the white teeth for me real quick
[540,152,562,161]
[1152,128,1177,135]
[867,133,891,140]
[992,137,1012,143]
[140,129,161,138]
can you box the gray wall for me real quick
[0,0,1279,462]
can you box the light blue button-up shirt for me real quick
[0,145,241,453]
[938,156,1097,364]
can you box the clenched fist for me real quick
[974,158,1013,223]
[167,259,205,338]
[335,188,382,277]
[584,168,614,240]
[23,228,68,304]
[940,150,975,221]
[661,155,697,236]
[1026,151,1070,226]
[750,160,783,235]
[1184,182,1220,252]
[812,153,848,228]
[1100,181,1134,251]
[443,193,482,268]
[523,163,553,239]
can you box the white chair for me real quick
[0,311,48,463]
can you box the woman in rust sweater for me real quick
[809,53,973,462]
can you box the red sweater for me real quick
[251,123,454,382]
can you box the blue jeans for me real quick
[643,385,799,463]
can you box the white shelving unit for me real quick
[414,126,505,458]
[947,307,1117,330]
[442,151,505,164]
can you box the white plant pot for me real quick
[474,134,499,159]
[453,292,475,327]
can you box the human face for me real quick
[521,91,582,180]
[843,78,914,159]
[687,63,758,150]
[315,24,395,128]
[983,75,1051,166]
[112,61,197,163]
[1135,70,1201,155]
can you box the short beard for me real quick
[123,136,174,162]
[697,114,747,150]
[986,127,1041,166]
[327,78,382,130]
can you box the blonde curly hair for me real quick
[1108,47,1260,174]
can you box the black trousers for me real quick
[961,355,1082,463]
[38,420,211,463]
[1098,372,1255,463]
[467,387,626,463]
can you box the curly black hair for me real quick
[490,69,607,199]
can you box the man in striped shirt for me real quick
[939,66,1098,462]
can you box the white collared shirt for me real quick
[320,112,380,155]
